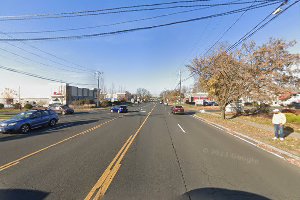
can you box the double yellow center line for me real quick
[0,117,118,172]
[85,104,156,200]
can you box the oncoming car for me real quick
[0,110,59,134]
[111,105,128,113]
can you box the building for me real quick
[104,92,130,102]
[49,83,97,105]
[184,92,209,104]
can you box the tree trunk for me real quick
[221,106,226,119]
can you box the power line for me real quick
[0,0,212,19]
[0,64,95,86]
[203,0,260,55]
[0,32,95,73]
[227,0,298,51]
[0,1,279,42]
[0,46,81,73]
[0,0,270,21]
[6,6,218,35]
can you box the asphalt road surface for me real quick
[0,103,299,200]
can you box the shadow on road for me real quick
[0,189,49,200]
[0,119,108,142]
[184,187,271,200]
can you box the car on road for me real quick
[111,105,128,113]
[172,105,184,114]
[0,110,59,134]
[49,104,74,115]
[203,101,218,106]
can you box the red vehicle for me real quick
[172,105,184,114]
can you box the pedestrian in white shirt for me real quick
[272,109,286,141]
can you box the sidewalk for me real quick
[207,112,300,139]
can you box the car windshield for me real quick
[175,106,183,108]
[12,112,34,120]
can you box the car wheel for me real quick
[49,119,57,127]
[20,124,30,134]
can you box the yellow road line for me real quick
[85,104,156,200]
[0,117,118,172]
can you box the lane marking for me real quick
[0,117,118,172]
[177,124,186,134]
[85,104,156,200]
[191,115,288,160]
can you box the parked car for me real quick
[0,110,59,134]
[293,102,300,109]
[49,104,74,115]
[172,105,184,114]
[111,105,128,113]
[203,101,218,106]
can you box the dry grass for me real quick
[196,113,300,157]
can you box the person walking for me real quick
[272,109,286,141]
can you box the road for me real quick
[0,103,299,200]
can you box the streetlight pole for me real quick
[18,86,21,110]
[179,69,182,105]
[95,71,103,107]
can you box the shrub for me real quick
[72,99,85,106]
[24,104,33,109]
[84,99,95,104]
[100,100,111,107]
[256,103,271,114]
[285,113,300,124]
[0,103,4,109]
[13,103,21,109]
[244,102,253,106]
[282,109,297,114]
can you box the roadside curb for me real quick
[192,114,300,167]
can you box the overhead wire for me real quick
[226,0,297,51]
[0,31,95,73]
[203,0,260,55]
[6,6,217,35]
[0,0,273,21]
[0,64,95,86]
[0,1,280,42]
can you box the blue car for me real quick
[0,110,59,134]
[110,105,128,113]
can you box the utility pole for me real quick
[18,86,21,110]
[95,71,103,107]
[179,69,182,105]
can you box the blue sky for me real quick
[0,0,299,97]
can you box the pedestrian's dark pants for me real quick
[274,124,284,138]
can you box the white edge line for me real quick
[191,115,286,160]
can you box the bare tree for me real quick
[188,39,299,119]
[1,88,17,105]
[136,88,151,101]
